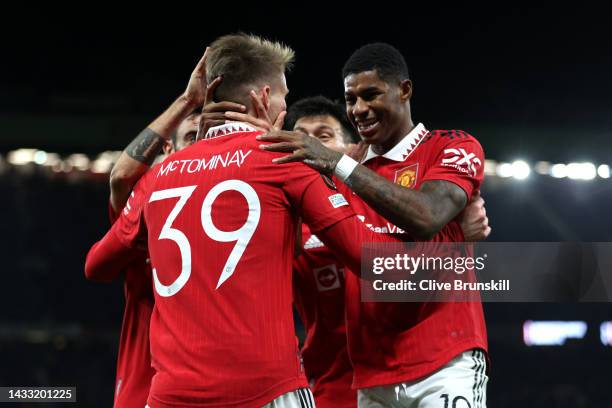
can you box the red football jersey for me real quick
[113,122,356,407]
[101,198,155,408]
[293,224,356,408]
[343,123,489,389]
[112,255,155,408]
[108,199,155,408]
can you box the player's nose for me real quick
[352,97,369,118]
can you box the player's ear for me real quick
[162,140,173,155]
[399,79,412,102]
[261,85,271,111]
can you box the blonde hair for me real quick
[206,33,294,103]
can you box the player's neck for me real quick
[224,109,259,127]
[372,119,415,155]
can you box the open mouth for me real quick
[357,119,380,136]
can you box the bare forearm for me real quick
[344,166,466,239]
[110,95,197,211]
[147,94,198,139]
[344,166,435,238]
[255,130,469,239]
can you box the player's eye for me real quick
[186,131,197,142]
[362,91,381,101]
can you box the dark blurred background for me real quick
[1,6,611,407]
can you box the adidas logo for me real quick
[304,234,325,250]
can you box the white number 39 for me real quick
[148,180,261,297]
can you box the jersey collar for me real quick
[361,123,429,163]
[204,122,258,140]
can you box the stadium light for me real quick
[566,162,596,180]
[582,163,597,180]
[511,160,530,180]
[523,320,587,346]
[550,164,568,178]
[91,157,114,174]
[601,322,612,346]
[67,154,91,171]
[597,165,610,179]
[44,153,61,167]
[484,159,497,176]
[534,161,551,175]
[5,146,609,182]
[7,149,37,165]
[33,151,48,165]
[496,162,513,178]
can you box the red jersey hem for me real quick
[352,340,488,389]
[147,377,308,408]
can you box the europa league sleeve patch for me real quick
[321,174,338,190]
[328,193,349,208]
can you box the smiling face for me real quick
[344,69,412,152]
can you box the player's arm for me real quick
[260,131,472,240]
[84,227,141,282]
[283,165,397,275]
[87,170,152,282]
[343,170,465,240]
[459,191,491,241]
[110,48,211,212]
[316,216,397,275]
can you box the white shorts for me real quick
[146,388,315,408]
[264,388,316,408]
[358,349,488,408]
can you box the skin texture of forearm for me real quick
[254,130,471,240]
[124,128,166,165]
[109,95,197,212]
[344,165,467,240]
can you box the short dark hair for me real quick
[342,43,409,84]
[285,96,360,144]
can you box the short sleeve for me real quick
[421,133,485,198]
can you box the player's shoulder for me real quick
[423,129,479,144]
[421,128,483,151]
[148,161,164,175]
[138,161,163,187]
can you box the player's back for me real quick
[144,123,329,407]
